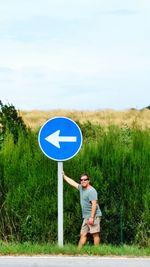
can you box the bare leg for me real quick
[78,233,87,248]
[92,232,100,246]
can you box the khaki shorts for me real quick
[80,217,101,235]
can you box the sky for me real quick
[0,0,150,111]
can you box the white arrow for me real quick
[45,130,77,148]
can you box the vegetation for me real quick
[20,108,150,130]
[0,241,150,256]
[0,101,150,251]
[0,100,28,147]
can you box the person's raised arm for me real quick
[63,172,79,189]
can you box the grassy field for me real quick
[0,242,150,256]
[1,107,150,256]
[19,108,150,130]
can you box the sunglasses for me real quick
[80,178,89,182]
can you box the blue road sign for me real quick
[38,117,83,161]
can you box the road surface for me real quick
[0,256,150,267]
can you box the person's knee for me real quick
[80,232,87,238]
[92,232,100,245]
[93,232,100,237]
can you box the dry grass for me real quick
[19,108,150,130]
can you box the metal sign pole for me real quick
[38,117,82,246]
[58,161,63,246]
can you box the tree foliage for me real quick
[0,100,27,146]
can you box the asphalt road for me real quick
[0,256,150,267]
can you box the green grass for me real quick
[0,241,150,257]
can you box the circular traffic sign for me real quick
[38,117,83,161]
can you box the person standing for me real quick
[63,172,102,248]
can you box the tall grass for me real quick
[0,123,150,246]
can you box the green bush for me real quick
[0,100,27,147]
[0,122,150,246]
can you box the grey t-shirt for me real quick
[78,185,102,219]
